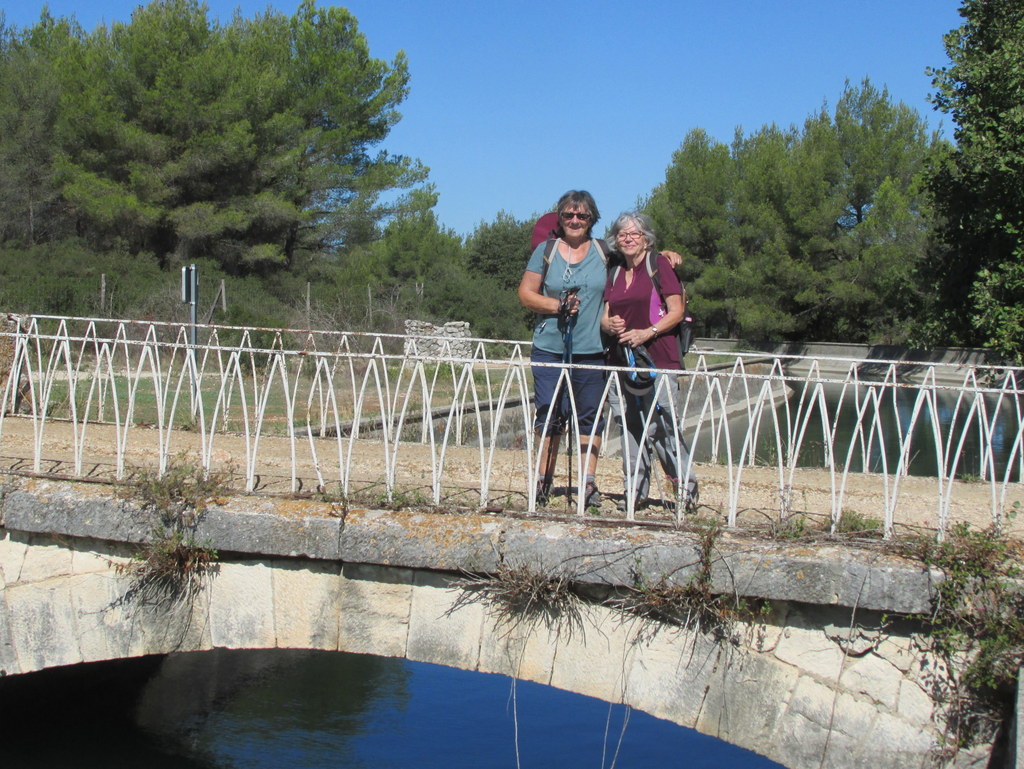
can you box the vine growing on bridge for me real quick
[901,517,1024,756]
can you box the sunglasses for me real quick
[560,211,592,222]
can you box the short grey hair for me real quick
[555,190,600,238]
[606,212,657,250]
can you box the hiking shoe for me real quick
[584,482,602,508]
[684,480,700,513]
[535,477,552,507]
[616,496,648,513]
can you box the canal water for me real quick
[1,648,783,768]
[698,381,1022,481]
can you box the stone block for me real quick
[96,572,145,660]
[15,536,75,584]
[3,483,151,544]
[270,559,342,650]
[0,592,21,676]
[406,574,483,670]
[866,709,937,754]
[208,560,275,648]
[838,652,902,710]
[695,648,800,752]
[71,546,123,575]
[337,563,412,657]
[66,571,124,663]
[621,622,719,727]
[897,677,936,726]
[5,581,83,672]
[773,624,846,680]
[476,611,533,678]
[785,674,850,731]
[114,571,213,658]
[718,542,936,614]
[476,610,559,686]
[0,531,27,586]
[197,505,344,560]
[339,508,502,573]
[767,710,831,769]
[547,604,634,703]
[875,633,921,673]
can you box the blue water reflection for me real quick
[0,649,784,768]
[169,650,783,768]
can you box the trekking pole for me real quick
[559,287,580,506]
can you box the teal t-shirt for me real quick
[525,239,607,355]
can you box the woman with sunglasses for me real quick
[518,190,608,508]
[602,211,699,514]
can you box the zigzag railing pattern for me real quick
[1,315,1021,540]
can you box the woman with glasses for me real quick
[602,211,699,513]
[518,190,608,508]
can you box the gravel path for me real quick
[1,414,1020,538]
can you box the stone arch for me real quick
[0,531,959,769]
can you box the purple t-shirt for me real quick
[605,253,683,369]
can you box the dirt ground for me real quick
[1,414,1021,539]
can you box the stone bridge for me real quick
[0,476,1009,769]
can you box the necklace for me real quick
[560,237,590,264]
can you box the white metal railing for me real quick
[1,314,1021,540]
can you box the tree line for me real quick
[0,0,1021,361]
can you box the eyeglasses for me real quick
[560,211,591,222]
[617,230,644,242]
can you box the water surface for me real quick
[1,649,783,768]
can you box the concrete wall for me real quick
[695,339,992,368]
[0,477,991,769]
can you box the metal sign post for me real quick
[181,264,199,414]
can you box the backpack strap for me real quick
[538,237,560,289]
[540,237,608,288]
[644,252,692,362]
[647,251,688,317]
[610,250,665,299]
[645,251,663,303]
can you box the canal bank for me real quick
[693,339,993,384]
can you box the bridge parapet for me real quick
[1,477,938,613]
[0,314,1021,540]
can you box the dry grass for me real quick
[446,561,586,638]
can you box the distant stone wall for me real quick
[403,320,472,359]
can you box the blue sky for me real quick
[3,1,964,237]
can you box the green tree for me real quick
[817,81,941,341]
[349,192,527,339]
[6,0,426,274]
[646,128,735,335]
[0,13,73,245]
[372,188,463,285]
[924,0,1024,362]
[464,211,533,291]
[647,80,942,344]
